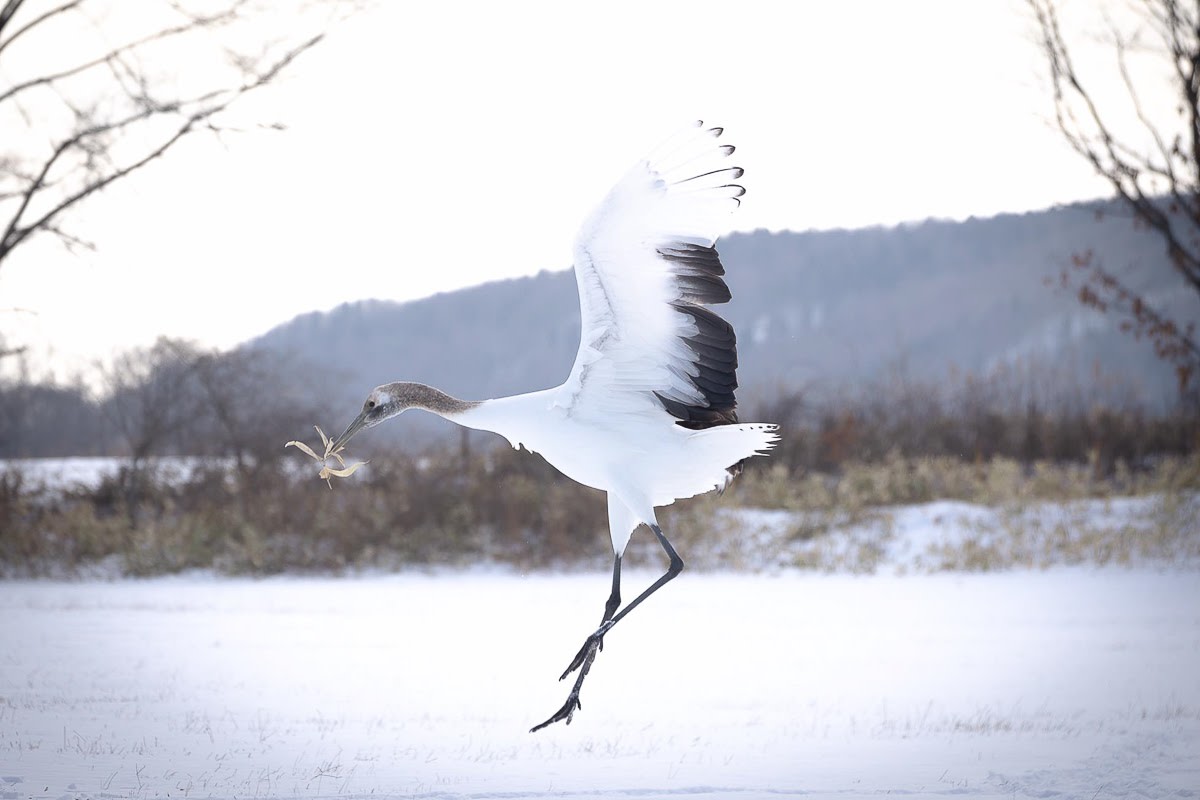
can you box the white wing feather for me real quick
[554,122,744,421]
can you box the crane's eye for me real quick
[366,399,376,410]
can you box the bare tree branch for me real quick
[0,0,81,58]
[1115,29,1185,196]
[0,0,26,39]
[0,1,345,272]
[1029,0,1200,395]
[0,3,246,107]
[0,31,323,262]
[38,221,93,252]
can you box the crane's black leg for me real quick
[600,553,621,648]
[531,526,683,732]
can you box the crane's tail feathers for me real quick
[711,422,780,458]
[682,422,780,496]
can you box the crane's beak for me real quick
[329,409,369,454]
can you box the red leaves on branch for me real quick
[1062,248,1199,393]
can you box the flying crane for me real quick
[328,121,779,730]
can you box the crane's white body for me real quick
[446,123,778,555]
[331,121,778,730]
[455,390,775,553]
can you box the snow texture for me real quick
[2,568,1198,799]
[721,495,1198,573]
[3,456,230,492]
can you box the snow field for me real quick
[1,569,1197,799]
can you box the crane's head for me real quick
[329,384,407,452]
[329,382,471,454]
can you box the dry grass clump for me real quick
[653,453,1198,573]
[918,496,1199,572]
[1,446,1196,577]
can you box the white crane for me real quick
[328,121,778,731]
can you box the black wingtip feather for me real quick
[647,129,744,430]
[656,302,740,428]
[658,245,725,275]
[654,392,739,430]
[676,272,731,304]
[685,337,738,367]
[658,242,732,305]
[672,166,745,187]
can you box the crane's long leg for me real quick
[602,553,622,624]
[598,553,621,652]
[531,525,683,732]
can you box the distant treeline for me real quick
[750,361,1197,475]
[3,418,1195,577]
[2,335,1197,577]
[1,335,1196,466]
[1,337,333,460]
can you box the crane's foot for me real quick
[530,686,583,732]
[530,621,613,732]
[561,620,613,680]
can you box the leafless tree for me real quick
[100,337,203,459]
[188,346,329,472]
[0,0,353,269]
[1029,0,1200,395]
[95,335,333,524]
[98,336,206,525]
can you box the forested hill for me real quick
[253,200,1188,438]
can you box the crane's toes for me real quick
[561,621,613,680]
[533,620,615,731]
[530,692,581,733]
[560,636,598,680]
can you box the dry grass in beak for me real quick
[286,426,368,489]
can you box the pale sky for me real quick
[0,0,1154,382]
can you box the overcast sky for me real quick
[0,0,1156,382]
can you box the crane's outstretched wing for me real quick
[553,121,744,428]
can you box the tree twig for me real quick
[0,12,325,263]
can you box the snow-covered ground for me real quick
[2,456,126,491]
[2,569,1198,799]
[685,493,1198,574]
[2,456,231,492]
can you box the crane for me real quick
[327,121,778,731]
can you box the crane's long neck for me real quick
[388,381,535,448]
[390,382,482,420]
